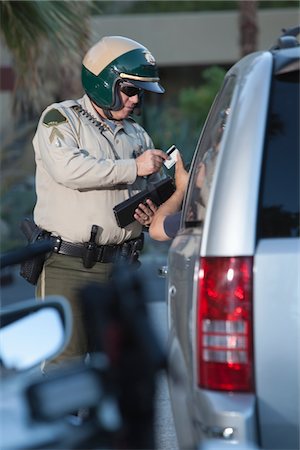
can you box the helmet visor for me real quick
[133,79,165,94]
[121,77,165,94]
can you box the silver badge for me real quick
[55,138,62,148]
[144,51,156,65]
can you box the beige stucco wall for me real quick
[90,8,299,66]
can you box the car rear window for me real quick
[258,67,299,238]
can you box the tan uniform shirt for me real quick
[33,94,162,245]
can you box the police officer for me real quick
[33,36,168,367]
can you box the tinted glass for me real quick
[258,70,299,238]
[183,75,236,227]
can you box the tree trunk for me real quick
[239,0,258,57]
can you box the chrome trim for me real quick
[119,72,160,82]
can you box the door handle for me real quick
[169,285,176,297]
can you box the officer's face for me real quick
[92,83,142,121]
[111,88,140,120]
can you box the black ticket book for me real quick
[113,176,175,228]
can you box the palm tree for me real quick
[0,0,92,119]
[0,1,95,250]
[239,0,258,57]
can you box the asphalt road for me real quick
[1,253,179,450]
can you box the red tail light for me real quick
[197,257,254,392]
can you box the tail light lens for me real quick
[197,256,254,392]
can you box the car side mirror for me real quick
[0,296,72,371]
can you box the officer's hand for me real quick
[134,199,158,227]
[136,150,168,177]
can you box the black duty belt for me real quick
[50,234,144,265]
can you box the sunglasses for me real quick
[120,84,142,97]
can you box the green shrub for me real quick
[141,66,226,168]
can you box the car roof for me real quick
[272,46,300,74]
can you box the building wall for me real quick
[90,8,297,65]
[0,8,298,134]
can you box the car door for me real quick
[167,74,237,392]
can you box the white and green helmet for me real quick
[82,36,165,110]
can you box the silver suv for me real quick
[166,28,299,450]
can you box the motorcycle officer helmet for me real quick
[81,36,165,113]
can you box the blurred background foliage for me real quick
[0,0,93,250]
[0,0,93,117]
[0,0,296,250]
[139,66,226,168]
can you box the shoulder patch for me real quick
[43,109,67,127]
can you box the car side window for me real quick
[182,75,236,227]
[258,69,299,238]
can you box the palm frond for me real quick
[0,0,93,118]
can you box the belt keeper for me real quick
[52,237,62,253]
[99,245,111,263]
[119,242,130,261]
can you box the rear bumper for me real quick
[192,388,259,449]
[168,336,259,450]
[197,439,259,450]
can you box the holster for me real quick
[119,234,144,270]
[19,218,50,285]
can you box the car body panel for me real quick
[201,52,272,257]
[167,231,202,378]
[167,42,300,450]
[168,51,272,449]
[254,238,300,449]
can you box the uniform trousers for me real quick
[36,252,113,369]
